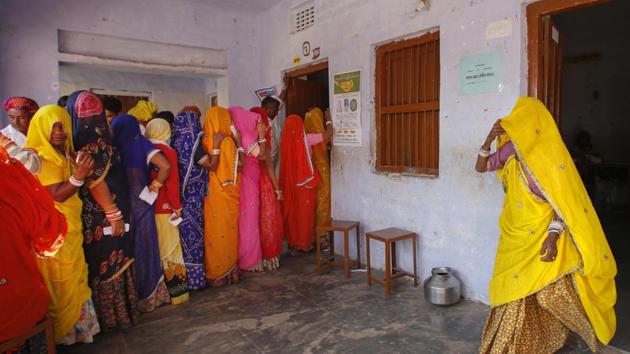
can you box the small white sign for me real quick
[169,213,183,227]
[485,19,512,40]
[103,223,130,236]
[139,186,158,205]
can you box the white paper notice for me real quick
[139,186,158,205]
[169,213,183,227]
[332,70,362,146]
[103,223,130,236]
[485,19,512,40]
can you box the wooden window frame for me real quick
[375,31,440,176]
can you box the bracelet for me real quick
[210,149,221,155]
[69,175,85,187]
[478,147,491,158]
[237,147,245,153]
[548,220,564,235]
[325,121,333,126]
[258,138,267,143]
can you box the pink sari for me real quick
[228,106,263,271]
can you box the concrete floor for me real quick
[59,253,626,354]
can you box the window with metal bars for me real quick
[375,31,440,176]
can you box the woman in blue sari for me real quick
[112,114,171,312]
[171,110,209,290]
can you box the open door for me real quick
[286,77,328,118]
[540,16,563,126]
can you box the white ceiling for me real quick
[186,0,281,13]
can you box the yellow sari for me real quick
[481,98,616,352]
[25,105,92,342]
[304,108,331,237]
[202,107,241,283]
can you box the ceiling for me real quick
[186,0,281,13]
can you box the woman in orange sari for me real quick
[304,108,332,249]
[202,107,241,285]
[280,114,333,254]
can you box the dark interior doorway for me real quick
[96,93,149,115]
[534,0,630,350]
[285,61,330,118]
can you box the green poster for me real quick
[333,71,360,94]
[459,52,501,95]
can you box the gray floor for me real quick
[59,253,626,354]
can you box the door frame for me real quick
[526,0,612,98]
[284,59,328,79]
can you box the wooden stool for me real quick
[0,316,56,354]
[365,228,418,297]
[316,220,361,280]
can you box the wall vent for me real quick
[291,2,315,34]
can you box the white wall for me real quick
[59,64,210,115]
[259,0,531,302]
[0,0,264,124]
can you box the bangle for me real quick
[548,220,564,235]
[211,149,221,155]
[258,138,267,143]
[478,147,491,158]
[69,175,84,187]
[325,121,333,126]
[237,147,245,153]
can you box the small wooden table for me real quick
[0,316,56,353]
[316,220,361,280]
[365,228,418,297]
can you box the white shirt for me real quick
[1,124,26,147]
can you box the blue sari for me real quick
[112,114,169,312]
[171,112,208,290]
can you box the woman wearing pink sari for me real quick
[228,106,263,272]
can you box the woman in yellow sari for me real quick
[476,97,616,353]
[202,107,241,286]
[25,105,100,344]
[304,108,332,247]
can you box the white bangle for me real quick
[325,121,333,126]
[211,149,221,155]
[548,220,564,234]
[237,147,245,153]
[258,138,267,143]
[69,175,84,187]
[478,147,491,158]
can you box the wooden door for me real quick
[286,77,327,118]
[540,17,563,126]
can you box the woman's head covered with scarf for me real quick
[128,100,159,124]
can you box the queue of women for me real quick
[0,91,333,349]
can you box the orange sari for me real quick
[280,115,320,251]
[304,108,331,237]
[202,107,241,283]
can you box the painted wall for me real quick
[0,0,264,124]
[259,0,532,302]
[59,64,209,115]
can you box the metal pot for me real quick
[423,267,461,306]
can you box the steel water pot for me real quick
[423,267,461,306]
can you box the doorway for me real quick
[528,0,629,350]
[285,60,330,118]
[92,90,150,114]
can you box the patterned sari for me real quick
[112,114,170,312]
[304,108,332,241]
[280,115,320,252]
[230,106,263,271]
[25,105,99,343]
[171,111,208,290]
[480,98,617,353]
[66,91,139,331]
[251,107,283,270]
[146,118,190,304]
[202,107,241,285]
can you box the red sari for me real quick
[251,107,283,265]
[280,115,320,251]
[0,146,67,342]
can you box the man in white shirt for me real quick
[2,96,39,147]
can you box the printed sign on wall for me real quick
[459,51,502,95]
[332,70,361,146]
